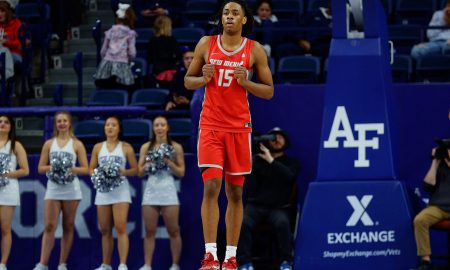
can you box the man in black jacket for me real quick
[237,127,300,270]
[413,143,450,270]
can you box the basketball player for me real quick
[184,1,274,269]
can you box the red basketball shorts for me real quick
[198,129,252,180]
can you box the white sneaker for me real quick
[169,264,180,270]
[138,265,151,270]
[0,263,7,270]
[118,264,128,270]
[33,263,48,270]
[94,264,112,270]
[58,263,68,270]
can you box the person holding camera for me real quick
[413,140,450,270]
[411,0,450,60]
[237,127,300,270]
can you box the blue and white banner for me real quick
[295,181,415,269]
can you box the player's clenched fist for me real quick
[234,65,247,86]
[202,64,215,83]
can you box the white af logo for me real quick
[346,195,374,227]
[323,106,384,168]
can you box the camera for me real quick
[434,138,450,160]
[252,132,276,155]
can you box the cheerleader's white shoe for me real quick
[58,263,68,270]
[94,264,112,270]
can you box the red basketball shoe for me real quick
[222,257,238,270]
[199,252,220,270]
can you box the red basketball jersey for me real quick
[199,35,254,132]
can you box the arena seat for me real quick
[277,55,321,84]
[273,0,303,26]
[131,57,148,89]
[172,27,205,48]
[73,119,105,151]
[183,0,217,29]
[88,89,129,106]
[130,88,169,109]
[307,0,329,12]
[388,24,424,55]
[74,119,105,139]
[135,28,154,55]
[392,54,413,82]
[431,219,450,263]
[416,55,450,83]
[168,117,192,151]
[395,0,436,25]
[122,118,152,150]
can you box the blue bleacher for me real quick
[392,54,413,82]
[415,55,450,82]
[182,0,218,29]
[395,0,436,25]
[130,88,170,109]
[172,27,205,48]
[277,55,321,84]
[88,89,129,106]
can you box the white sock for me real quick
[205,243,218,260]
[225,245,237,261]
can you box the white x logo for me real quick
[346,195,374,226]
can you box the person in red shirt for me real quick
[0,0,21,63]
[184,1,274,269]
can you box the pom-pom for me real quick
[46,152,75,185]
[0,153,11,188]
[144,143,175,175]
[91,159,124,192]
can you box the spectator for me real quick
[0,0,22,63]
[411,0,450,60]
[94,3,137,93]
[133,0,170,28]
[0,0,27,105]
[413,143,450,270]
[147,15,180,89]
[165,49,194,111]
[137,116,185,270]
[297,0,332,57]
[252,0,278,56]
[237,127,300,270]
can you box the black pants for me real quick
[237,203,293,264]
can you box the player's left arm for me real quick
[234,41,274,100]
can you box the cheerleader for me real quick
[89,116,137,270]
[0,115,29,270]
[138,116,185,270]
[34,112,89,270]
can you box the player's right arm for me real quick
[184,36,214,90]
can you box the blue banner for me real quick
[295,181,415,269]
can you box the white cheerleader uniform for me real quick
[44,138,82,200]
[0,141,20,206]
[142,169,179,206]
[94,142,131,205]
